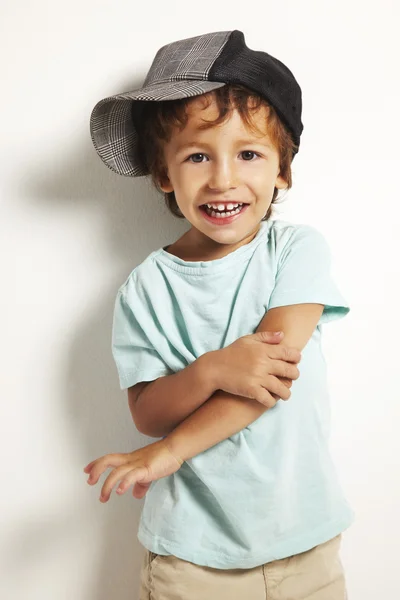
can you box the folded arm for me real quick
[133,303,324,462]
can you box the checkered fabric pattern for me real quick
[90,30,303,177]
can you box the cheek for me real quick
[249,170,277,189]
[178,171,205,193]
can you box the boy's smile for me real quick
[159,95,287,261]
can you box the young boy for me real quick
[85,30,354,599]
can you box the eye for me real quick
[186,151,261,163]
[241,150,260,161]
[187,153,207,163]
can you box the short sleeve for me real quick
[112,289,174,390]
[267,225,350,326]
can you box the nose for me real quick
[207,157,239,192]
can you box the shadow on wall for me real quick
[15,75,188,600]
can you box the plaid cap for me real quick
[90,30,303,177]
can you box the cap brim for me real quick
[90,80,227,177]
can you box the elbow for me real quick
[128,398,143,432]
[134,413,151,436]
[130,411,146,435]
[128,404,153,436]
[127,381,175,438]
[129,407,169,438]
[127,383,152,434]
[139,420,174,439]
[136,415,174,438]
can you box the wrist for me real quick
[163,432,188,463]
[195,350,220,397]
[195,350,221,395]
[164,426,198,463]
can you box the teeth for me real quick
[206,202,243,211]
[205,205,244,218]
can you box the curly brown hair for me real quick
[132,84,298,221]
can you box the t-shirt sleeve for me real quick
[111,288,174,390]
[267,225,350,326]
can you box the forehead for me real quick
[169,95,272,148]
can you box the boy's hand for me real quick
[207,331,301,408]
[83,439,183,503]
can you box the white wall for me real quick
[2,2,399,599]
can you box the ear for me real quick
[275,173,288,190]
[158,173,174,193]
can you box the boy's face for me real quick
[159,95,287,252]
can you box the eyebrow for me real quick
[175,138,273,153]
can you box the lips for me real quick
[199,202,250,225]
[199,202,249,207]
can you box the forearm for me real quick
[134,352,219,437]
[164,304,323,462]
[165,389,267,461]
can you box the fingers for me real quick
[132,481,151,499]
[102,466,151,502]
[83,461,95,473]
[250,385,278,408]
[84,453,129,485]
[263,331,284,344]
[99,464,136,502]
[84,452,152,502]
[269,359,300,381]
[263,375,291,401]
[271,345,302,364]
[278,377,293,388]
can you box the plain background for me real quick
[2,1,399,599]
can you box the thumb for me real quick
[252,330,283,343]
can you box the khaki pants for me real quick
[138,533,348,599]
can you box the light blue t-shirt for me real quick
[111,218,355,569]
